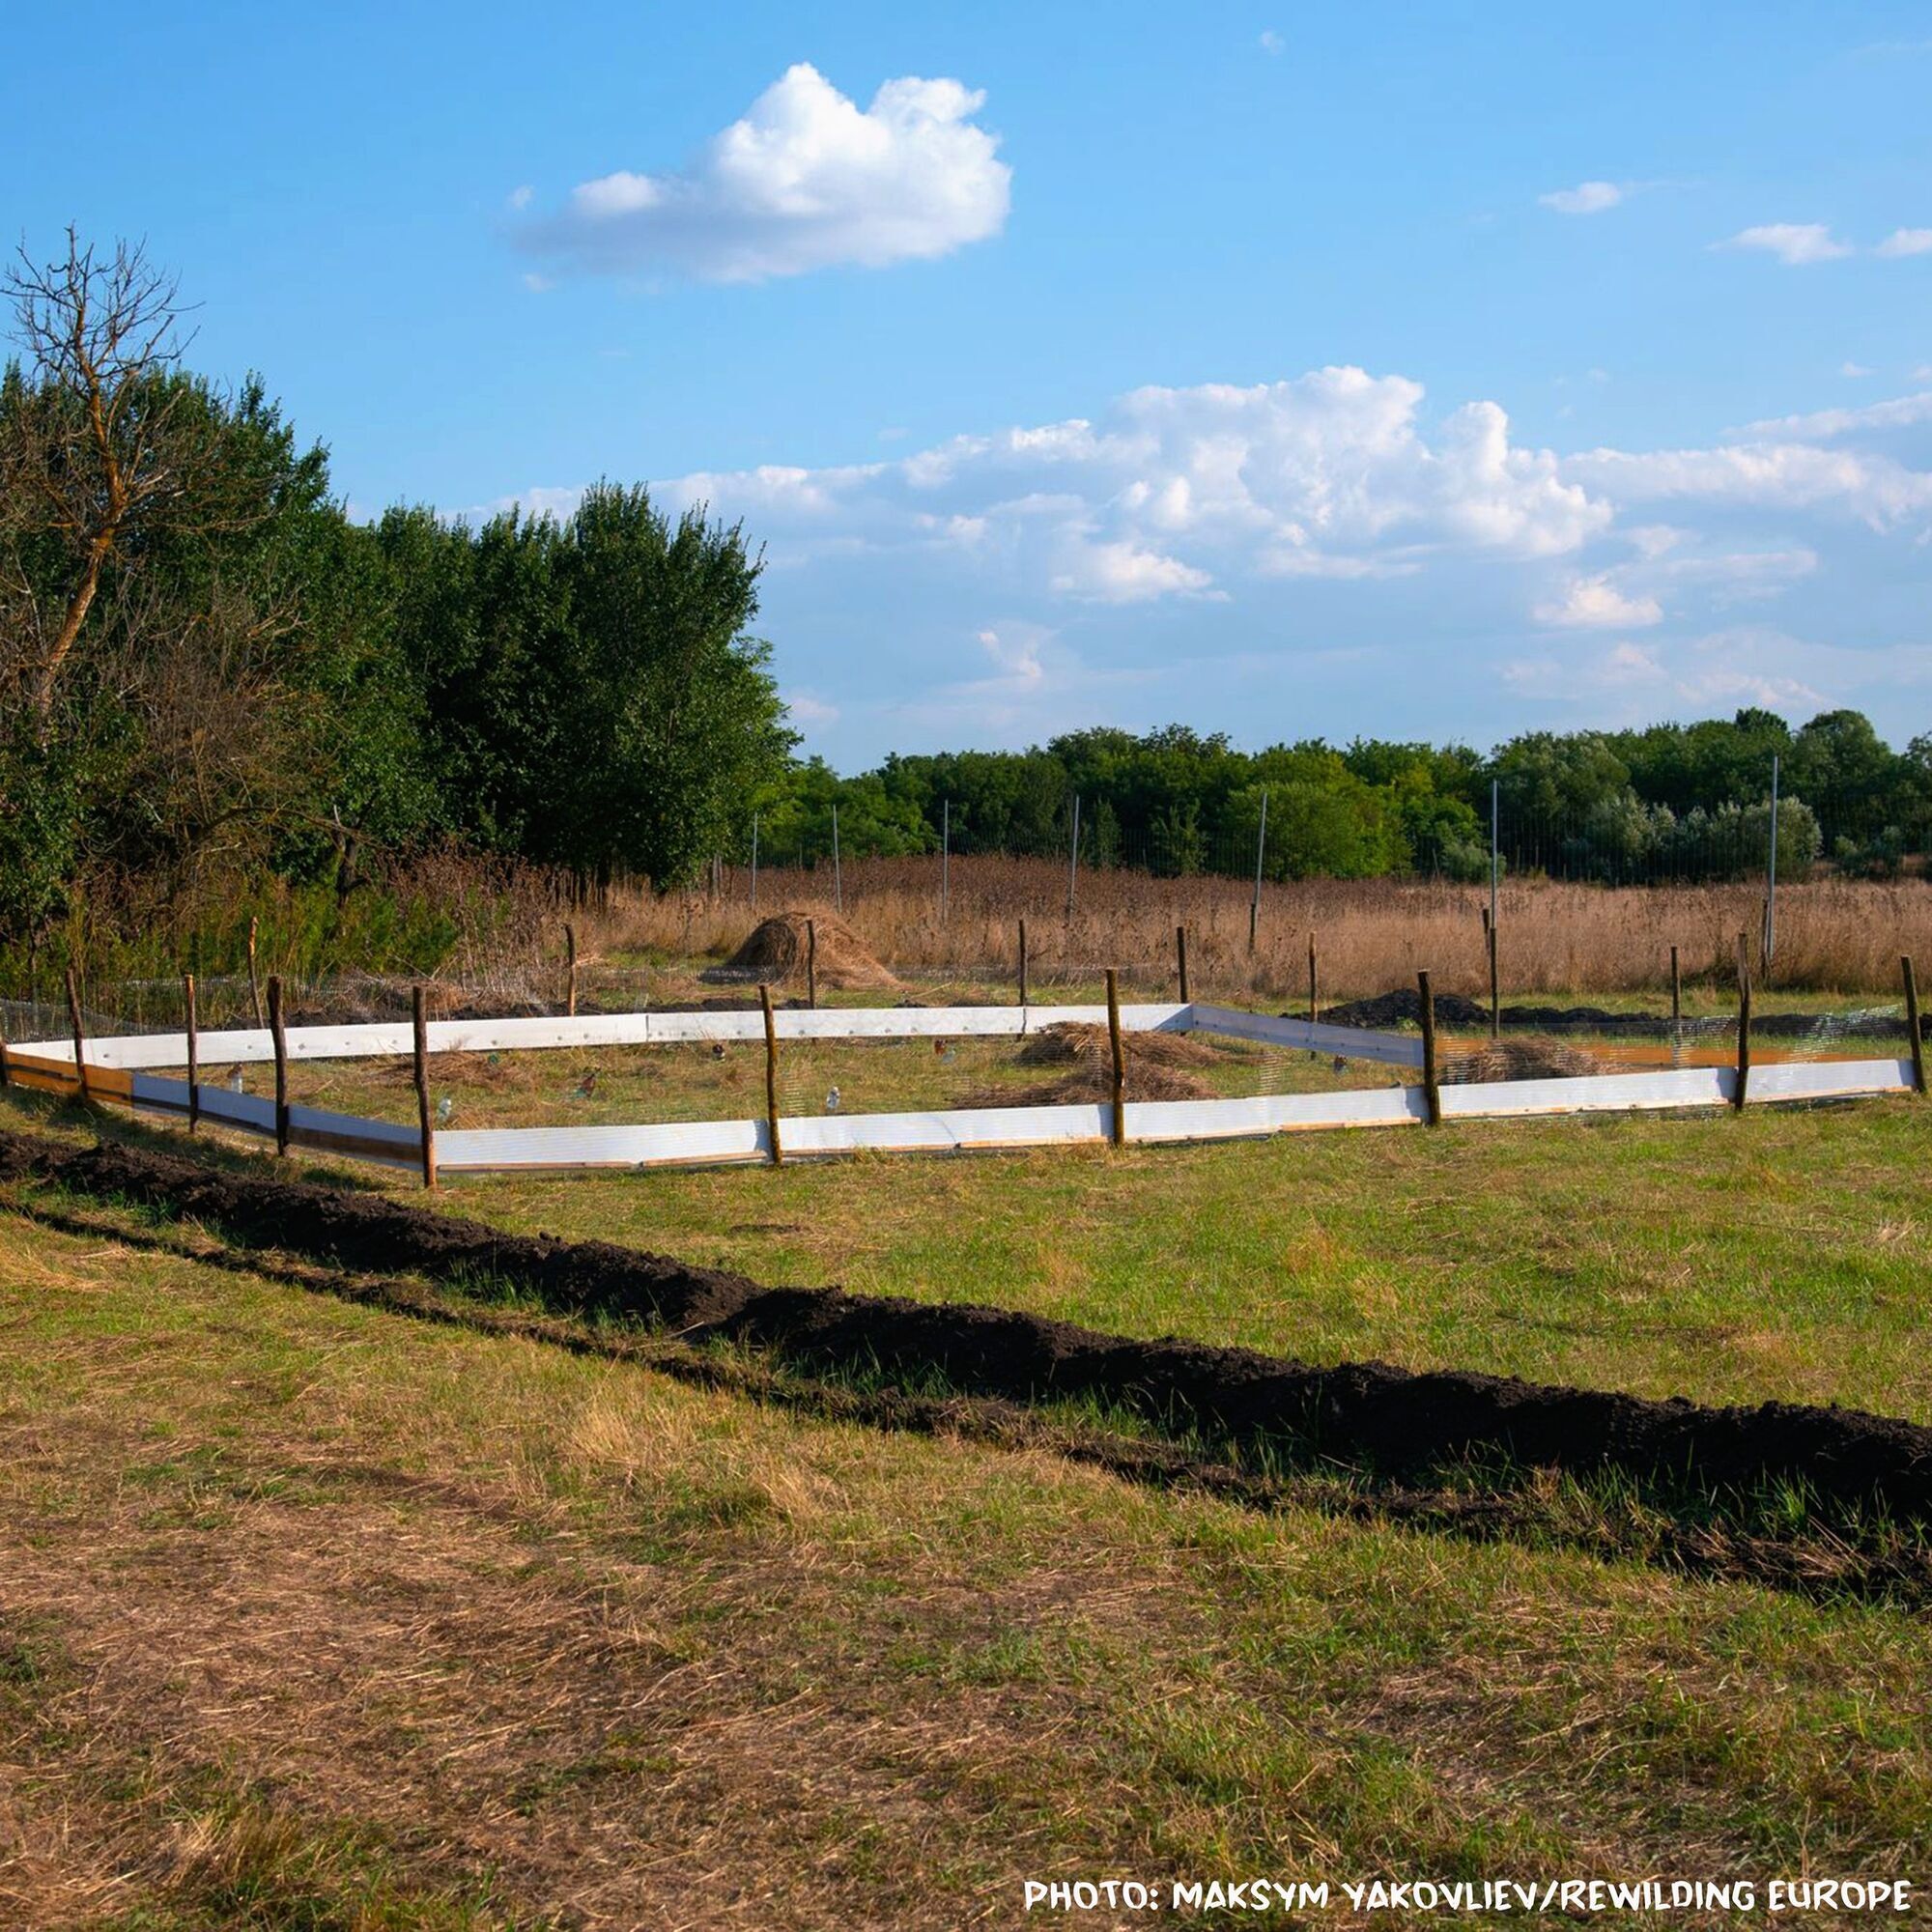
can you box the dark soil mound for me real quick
[1324,992,1927,1041]
[715,912,898,991]
[6,1126,1929,1525]
[1319,989,1490,1031]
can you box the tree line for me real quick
[751,710,1932,889]
[6,236,1931,977]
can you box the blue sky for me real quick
[7,1,1932,765]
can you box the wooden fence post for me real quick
[1733,947,1751,1113]
[185,974,200,1133]
[760,981,783,1166]
[1670,944,1681,1037]
[65,968,89,1103]
[1176,924,1189,1004]
[564,923,578,1018]
[247,916,264,1029]
[1903,955,1926,1097]
[412,983,439,1189]
[268,974,290,1155]
[1106,967,1126,1149]
[1017,918,1029,1008]
[1417,969,1442,1127]
[805,918,817,1011]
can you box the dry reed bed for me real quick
[581,859,1932,1000]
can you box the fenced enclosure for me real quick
[5,956,1922,1182]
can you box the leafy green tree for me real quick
[531,484,794,888]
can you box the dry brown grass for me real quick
[579,858,1932,1001]
[1441,1038,1609,1084]
[717,910,900,990]
[956,1020,1222,1107]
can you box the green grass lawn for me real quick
[385,1096,1930,1427]
[2,1201,1927,1927]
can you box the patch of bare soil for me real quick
[5,1127,1930,1528]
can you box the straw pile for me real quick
[718,912,901,990]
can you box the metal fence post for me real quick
[1249,787,1268,953]
[1417,969,1442,1126]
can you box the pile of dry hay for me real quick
[961,1021,1220,1108]
[718,912,900,991]
[1440,1037,1608,1084]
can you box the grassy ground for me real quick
[103,1067,1915,1428]
[5,971,1929,1924]
[3,1200,1929,1929]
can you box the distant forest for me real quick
[5,237,1929,974]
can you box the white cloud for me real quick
[507,185,534,212]
[1737,390,1932,440]
[976,625,1045,686]
[1878,228,1932,258]
[781,690,840,727]
[1533,575,1663,628]
[1502,629,1932,718]
[1259,28,1285,54]
[1718,222,1854,266]
[1841,360,1875,378]
[513,64,1009,282]
[1564,440,1932,527]
[643,367,1614,603]
[1539,180,1625,215]
[1503,641,1670,701]
[1050,536,1216,603]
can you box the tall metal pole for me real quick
[832,803,842,914]
[1490,778,1499,938]
[941,797,950,923]
[1066,794,1080,920]
[1764,753,1779,977]
[1249,787,1268,953]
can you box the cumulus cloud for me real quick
[1533,575,1663,628]
[514,63,1009,282]
[642,367,1614,604]
[1563,439,1932,528]
[1259,28,1285,53]
[1717,223,1854,266]
[1878,228,1932,258]
[1539,180,1626,215]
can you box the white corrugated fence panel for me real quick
[1439,1066,1732,1120]
[1128,1086,1425,1142]
[14,1001,1200,1069]
[781,1102,1108,1156]
[436,1118,766,1172]
[1740,1057,1913,1102]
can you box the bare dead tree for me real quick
[1,229,197,722]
